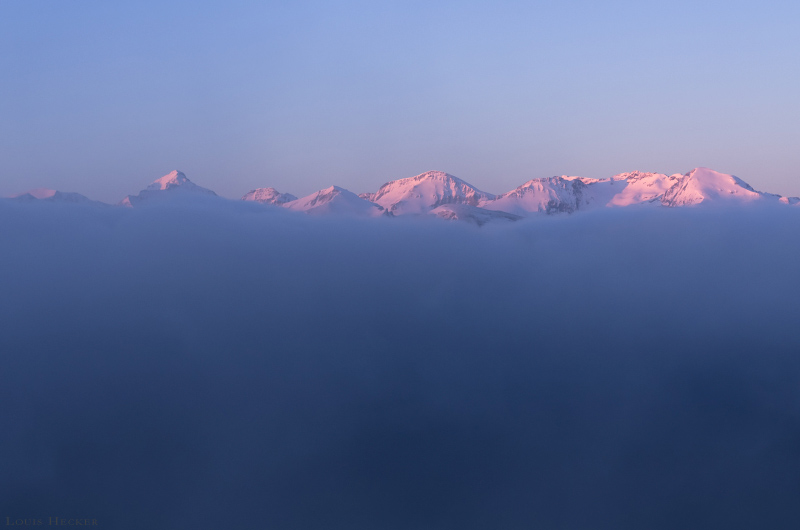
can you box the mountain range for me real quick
[7,168,799,224]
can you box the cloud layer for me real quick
[1,200,799,529]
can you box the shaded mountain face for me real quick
[119,171,217,207]
[242,188,297,205]
[363,171,495,215]
[9,188,99,204]
[285,186,386,217]
[430,203,523,226]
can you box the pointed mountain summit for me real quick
[147,170,193,191]
[119,170,217,207]
[242,187,298,205]
[363,171,495,215]
[286,186,386,216]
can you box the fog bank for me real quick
[1,201,799,529]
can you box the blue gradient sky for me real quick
[2,0,799,202]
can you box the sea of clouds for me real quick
[1,198,799,529]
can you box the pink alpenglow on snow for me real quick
[242,187,298,205]
[8,166,800,220]
[148,170,192,191]
[363,171,495,215]
[606,171,682,207]
[119,170,217,207]
[480,177,592,216]
[477,167,794,216]
[285,186,386,217]
[660,167,766,207]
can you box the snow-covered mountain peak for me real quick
[120,170,217,207]
[686,167,756,191]
[372,171,476,194]
[286,186,386,216]
[661,167,762,207]
[408,170,460,182]
[300,186,348,206]
[147,170,190,191]
[242,187,297,205]
[297,186,349,206]
[365,171,495,215]
[481,176,591,216]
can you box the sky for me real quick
[2,0,800,202]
